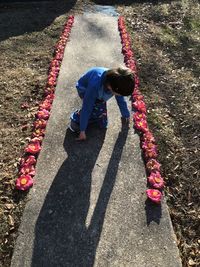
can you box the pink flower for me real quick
[20,164,36,176]
[16,175,33,191]
[142,140,158,159]
[34,119,47,129]
[148,171,164,189]
[36,109,50,120]
[144,147,158,159]
[45,94,54,103]
[122,40,129,47]
[68,15,74,23]
[125,50,133,58]
[133,100,147,113]
[142,131,155,143]
[146,159,161,172]
[39,100,52,110]
[20,155,36,166]
[121,28,127,34]
[142,141,158,159]
[44,87,55,96]
[50,60,58,68]
[133,88,141,96]
[146,189,162,204]
[32,128,45,138]
[133,112,146,122]
[134,119,148,132]
[126,60,136,71]
[50,66,60,75]
[134,77,140,88]
[25,140,41,155]
[142,141,157,151]
[47,76,56,86]
[133,94,144,101]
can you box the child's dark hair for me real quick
[104,67,135,96]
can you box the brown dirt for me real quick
[0,0,199,266]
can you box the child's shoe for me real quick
[68,120,80,133]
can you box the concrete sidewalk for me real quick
[11,13,182,267]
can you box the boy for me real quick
[69,67,135,141]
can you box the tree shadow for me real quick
[0,0,77,42]
[31,125,128,267]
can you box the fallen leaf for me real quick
[188,259,196,266]
[8,215,14,226]
[5,204,14,210]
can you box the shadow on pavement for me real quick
[0,0,76,42]
[145,199,162,225]
[31,125,128,266]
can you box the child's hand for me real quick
[76,131,86,141]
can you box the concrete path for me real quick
[11,13,182,267]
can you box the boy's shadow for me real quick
[31,125,128,267]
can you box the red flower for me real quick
[45,94,54,103]
[32,128,45,138]
[16,175,33,191]
[126,60,136,71]
[20,155,36,166]
[51,66,60,75]
[148,171,164,189]
[25,140,41,155]
[133,100,147,113]
[134,94,144,101]
[134,119,148,132]
[133,112,146,122]
[134,77,140,88]
[144,148,158,159]
[36,109,50,120]
[146,159,161,172]
[142,131,155,143]
[20,164,36,176]
[142,141,157,151]
[146,189,162,204]
[47,76,56,86]
[44,87,55,96]
[34,119,47,129]
[125,50,133,58]
[39,100,52,110]
[133,88,141,95]
[50,59,59,68]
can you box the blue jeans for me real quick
[70,99,108,129]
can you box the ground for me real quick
[0,0,199,266]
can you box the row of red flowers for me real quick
[16,16,75,191]
[118,16,164,204]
